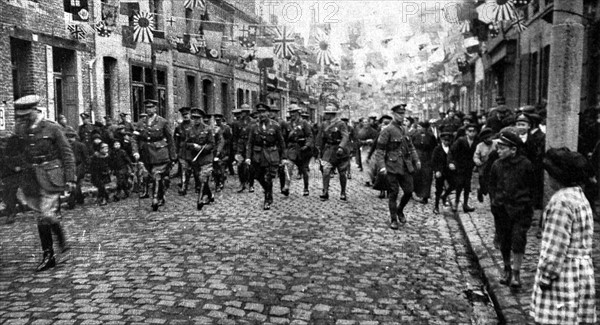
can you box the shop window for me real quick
[103,57,118,118]
[540,45,550,103]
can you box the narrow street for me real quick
[0,161,498,324]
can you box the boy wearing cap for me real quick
[448,123,478,213]
[473,128,496,202]
[11,95,76,271]
[378,103,421,229]
[489,131,534,288]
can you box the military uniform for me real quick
[78,112,95,154]
[132,100,176,211]
[283,105,314,196]
[174,107,194,195]
[317,110,350,201]
[188,108,216,209]
[213,113,232,192]
[246,103,285,210]
[378,104,420,229]
[232,105,255,192]
[11,95,75,271]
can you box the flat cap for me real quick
[212,113,224,118]
[515,113,532,125]
[497,131,522,148]
[440,131,453,140]
[288,104,301,113]
[190,107,206,117]
[255,103,270,111]
[300,111,309,117]
[144,99,158,107]
[379,114,392,122]
[232,109,242,115]
[543,147,590,186]
[478,127,494,140]
[14,95,41,115]
[391,103,406,114]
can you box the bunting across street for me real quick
[132,12,155,43]
[273,26,295,59]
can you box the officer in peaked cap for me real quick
[174,107,194,196]
[187,106,217,210]
[212,112,233,191]
[11,94,76,271]
[232,103,256,193]
[255,103,270,112]
[288,104,301,113]
[379,101,421,230]
[77,110,95,152]
[317,102,350,202]
[132,98,176,211]
[282,103,314,196]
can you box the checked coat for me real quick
[531,186,596,325]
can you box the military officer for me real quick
[78,112,95,154]
[246,103,286,210]
[132,99,176,211]
[11,95,76,271]
[378,103,421,230]
[188,108,216,210]
[213,113,232,192]
[316,105,350,201]
[232,104,255,193]
[174,107,194,195]
[283,104,314,196]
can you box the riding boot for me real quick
[320,171,330,201]
[339,171,347,201]
[36,225,56,272]
[463,191,475,212]
[140,181,150,199]
[433,196,440,214]
[302,172,309,196]
[51,222,70,253]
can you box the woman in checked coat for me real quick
[531,148,596,325]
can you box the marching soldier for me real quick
[283,104,314,196]
[213,113,232,192]
[11,95,76,271]
[246,103,286,210]
[188,108,216,210]
[174,107,194,195]
[233,104,255,193]
[132,99,177,211]
[378,103,421,230]
[316,105,350,201]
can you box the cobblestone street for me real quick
[0,161,497,324]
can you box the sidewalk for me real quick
[455,195,600,324]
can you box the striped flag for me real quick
[493,0,518,22]
[460,21,471,34]
[184,0,206,10]
[132,12,155,43]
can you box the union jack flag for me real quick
[184,0,205,10]
[273,26,295,59]
[68,24,87,40]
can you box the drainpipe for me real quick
[88,58,97,123]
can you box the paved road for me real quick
[0,161,497,324]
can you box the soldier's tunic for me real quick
[377,121,420,220]
[246,119,285,199]
[187,122,215,182]
[132,114,176,204]
[78,122,95,154]
[233,117,254,186]
[16,120,76,220]
[317,117,350,171]
[174,120,194,190]
[213,123,231,188]
[283,118,314,190]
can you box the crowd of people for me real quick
[0,94,596,324]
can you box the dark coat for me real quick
[489,154,534,207]
[317,118,350,163]
[246,119,285,167]
[284,119,314,162]
[431,144,451,177]
[215,123,233,159]
[377,121,420,175]
[187,122,215,167]
[448,136,477,172]
[71,140,89,179]
[232,118,253,156]
[111,148,131,172]
[132,115,176,165]
[174,120,194,160]
[16,120,76,193]
[90,152,111,186]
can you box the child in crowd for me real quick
[111,140,132,201]
[431,132,455,214]
[473,128,496,202]
[90,142,111,206]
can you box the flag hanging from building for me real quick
[313,28,336,66]
[254,35,274,59]
[184,0,206,10]
[95,21,112,37]
[101,2,118,29]
[492,0,518,22]
[132,12,155,43]
[460,21,471,34]
[273,26,295,59]
[68,24,87,40]
[67,0,89,22]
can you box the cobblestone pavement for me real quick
[0,160,498,324]
[457,190,600,324]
